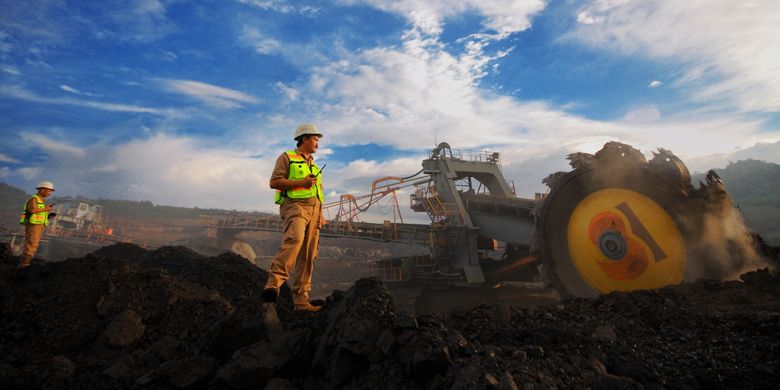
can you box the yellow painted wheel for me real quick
[540,161,693,298]
[567,189,685,293]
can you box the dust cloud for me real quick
[683,191,771,281]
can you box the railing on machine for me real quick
[369,254,436,282]
[202,173,434,246]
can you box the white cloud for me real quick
[60,84,99,97]
[159,79,259,109]
[2,65,20,75]
[108,134,269,208]
[60,85,80,94]
[624,106,661,123]
[238,0,295,13]
[20,133,86,157]
[237,0,323,16]
[0,152,21,164]
[240,26,284,55]
[346,0,547,38]
[649,80,662,88]
[18,167,41,180]
[238,26,330,68]
[2,85,174,115]
[5,133,275,211]
[275,82,299,101]
[570,0,780,113]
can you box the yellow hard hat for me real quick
[36,181,55,191]
[294,123,323,140]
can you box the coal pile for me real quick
[1,243,779,389]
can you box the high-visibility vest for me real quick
[19,195,48,225]
[274,150,324,205]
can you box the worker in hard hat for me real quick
[18,181,57,268]
[261,123,326,312]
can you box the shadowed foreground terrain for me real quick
[1,243,778,389]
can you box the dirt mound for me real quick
[1,243,779,389]
[93,242,150,262]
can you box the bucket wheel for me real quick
[538,142,700,298]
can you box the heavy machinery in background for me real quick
[210,141,761,299]
[48,198,109,233]
[5,198,156,261]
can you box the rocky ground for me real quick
[1,242,778,389]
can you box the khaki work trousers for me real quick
[20,223,46,267]
[265,197,321,305]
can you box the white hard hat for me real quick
[294,123,323,140]
[36,181,55,191]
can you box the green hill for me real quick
[693,159,780,206]
[0,183,33,229]
[0,183,268,228]
[693,159,780,245]
[93,198,241,220]
[0,182,30,205]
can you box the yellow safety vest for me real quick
[19,195,48,225]
[274,150,324,205]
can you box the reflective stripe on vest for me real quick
[19,195,48,225]
[274,150,324,205]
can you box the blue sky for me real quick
[1,0,779,219]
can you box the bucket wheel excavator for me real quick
[397,141,754,299]
[536,142,746,297]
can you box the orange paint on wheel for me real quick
[587,211,650,281]
[587,211,626,243]
[596,237,649,280]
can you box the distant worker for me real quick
[18,181,57,268]
[261,123,326,312]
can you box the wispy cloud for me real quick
[275,82,299,101]
[570,0,780,113]
[2,85,174,115]
[238,0,295,13]
[1,0,173,49]
[18,167,42,180]
[0,152,21,164]
[240,27,283,55]
[1,65,20,75]
[60,84,99,97]
[237,0,322,15]
[649,80,662,88]
[20,132,86,157]
[159,79,259,109]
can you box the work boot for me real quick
[18,255,32,269]
[294,301,321,312]
[260,287,278,303]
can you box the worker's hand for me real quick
[320,215,327,227]
[300,176,317,188]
